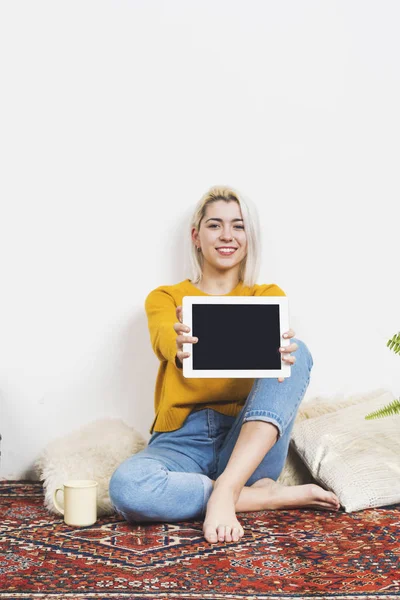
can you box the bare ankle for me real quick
[212,475,242,499]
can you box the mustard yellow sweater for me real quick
[144,278,286,434]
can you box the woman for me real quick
[109,185,340,545]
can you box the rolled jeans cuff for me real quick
[198,472,214,518]
[243,410,283,439]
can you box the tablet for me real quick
[182,295,291,378]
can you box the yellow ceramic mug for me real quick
[53,480,98,526]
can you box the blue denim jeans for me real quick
[109,338,313,523]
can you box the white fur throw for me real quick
[34,418,147,517]
[35,388,389,517]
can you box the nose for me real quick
[220,229,234,241]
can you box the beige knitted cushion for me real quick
[277,387,391,487]
[289,389,400,512]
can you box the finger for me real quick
[282,343,298,352]
[283,329,295,339]
[281,354,296,364]
[173,322,191,334]
[177,350,190,361]
[284,356,296,364]
[183,332,198,344]
[176,305,183,323]
[177,334,198,344]
[278,377,284,383]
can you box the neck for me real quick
[194,267,241,295]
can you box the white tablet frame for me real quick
[182,295,291,378]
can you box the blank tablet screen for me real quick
[192,303,281,370]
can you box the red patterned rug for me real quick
[0,481,399,599]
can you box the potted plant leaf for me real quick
[365,332,400,420]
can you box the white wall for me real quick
[0,0,399,479]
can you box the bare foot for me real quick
[203,480,244,544]
[203,478,341,545]
[251,478,341,511]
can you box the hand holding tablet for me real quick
[179,295,293,379]
[174,305,198,367]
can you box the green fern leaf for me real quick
[364,332,400,420]
[364,398,400,420]
[387,331,400,355]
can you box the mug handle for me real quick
[53,487,64,515]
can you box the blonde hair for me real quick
[188,185,262,288]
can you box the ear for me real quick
[191,227,199,244]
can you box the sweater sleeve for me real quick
[144,288,179,364]
[256,283,286,296]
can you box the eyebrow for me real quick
[205,218,244,223]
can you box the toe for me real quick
[315,502,340,511]
[203,525,218,544]
[232,527,240,542]
[217,525,226,542]
[225,526,232,542]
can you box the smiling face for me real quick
[192,200,248,274]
